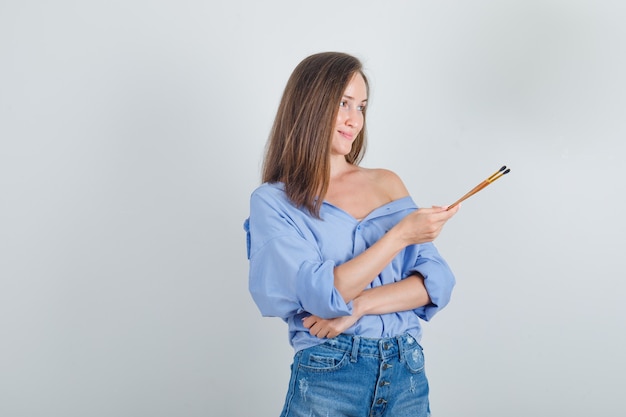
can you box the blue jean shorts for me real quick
[280,333,430,417]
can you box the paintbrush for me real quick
[447,165,510,210]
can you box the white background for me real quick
[1,1,625,416]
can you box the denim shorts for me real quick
[280,333,430,417]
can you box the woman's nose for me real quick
[344,108,360,128]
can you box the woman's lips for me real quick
[338,130,354,140]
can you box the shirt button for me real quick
[382,363,392,370]
[383,342,390,350]
[376,398,386,405]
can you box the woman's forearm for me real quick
[354,274,431,316]
[333,227,406,303]
[303,274,432,339]
[333,206,458,304]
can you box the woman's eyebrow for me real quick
[343,94,368,102]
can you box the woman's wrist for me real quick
[384,225,409,252]
[352,291,371,317]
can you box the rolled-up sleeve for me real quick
[404,242,456,321]
[245,189,352,320]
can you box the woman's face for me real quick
[331,72,368,157]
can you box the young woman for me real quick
[244,52,459,417]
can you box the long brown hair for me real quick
[262,52,369,218]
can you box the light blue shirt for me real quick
[244,182,455,352]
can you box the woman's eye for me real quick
[357,105,366,112]
[339,100,348,108]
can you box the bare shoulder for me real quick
[364,168,409,201]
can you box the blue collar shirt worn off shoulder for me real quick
[244,182,455,353]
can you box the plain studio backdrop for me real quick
[1,1,624,416]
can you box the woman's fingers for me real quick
[302,315,325,338]
[401,205,459,244]
[302,315,315,329]
[302,315,346,339]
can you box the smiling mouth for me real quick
[338,131,354,140]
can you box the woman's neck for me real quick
[329,156,356,180]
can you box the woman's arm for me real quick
[332,168,458,304]
[304,273,429,338]
[333,206,457,303]
[354,273,430,315]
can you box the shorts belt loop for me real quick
[396,335,405,363]
[350,336,360,363]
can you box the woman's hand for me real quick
[332,204,459,305]
[393,205,459,246]
[302,313,361,339]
